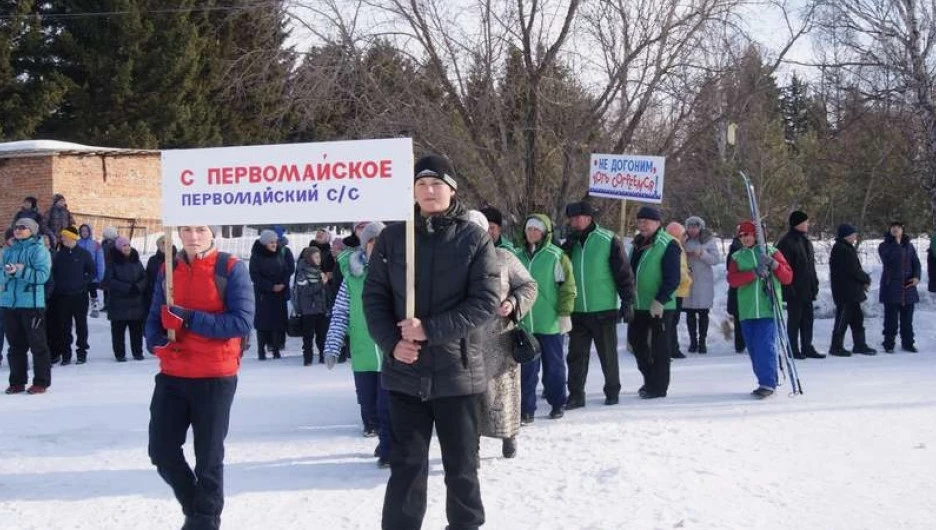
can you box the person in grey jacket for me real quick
[292,246,329,365]
[465,210,537,460]
[682,216,721,353]
[364,154,499,530]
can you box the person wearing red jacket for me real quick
[144,225,254,530]
[727,221,793,399]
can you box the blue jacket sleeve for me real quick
[186,261,255,339]
[145,269,169,351]
[94,246,106,282]
[17,245,51,286]
[656,240,681,304]
[323,280,351,357]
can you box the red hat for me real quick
[737,221,757,236]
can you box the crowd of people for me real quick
[1,164,933,530]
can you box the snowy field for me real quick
[1,239,934,529]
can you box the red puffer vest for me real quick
[157,251,242,378]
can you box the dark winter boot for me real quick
[852,344,877,355]
[502,437,517,459]
[687,311,698,353]
[257,331,267,361]
[272,350,282,360]
[698,312,709,354]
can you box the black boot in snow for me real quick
[257,331,267,361]
[502,437,517,458]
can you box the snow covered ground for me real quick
[1,241,934,529]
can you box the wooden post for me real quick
[164,226,176,341]
[405,219,415,319]
[619,199,629,237]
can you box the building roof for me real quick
[0,140,158,158]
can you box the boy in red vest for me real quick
[145,225,254,530]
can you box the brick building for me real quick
[0,140,162,248]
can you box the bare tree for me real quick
[814,0,936,223]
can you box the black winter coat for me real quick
[726,238,742,315]
[249,240,292,331]
[829,238,870,305]
[104,247,148,321]
[144,247,177,313]
[928,244,936,293]
[364,201,500,400]
[308,240,335,273]
[878,233,920,306]
[776,229,819,302]
[51,245,95,296]
[292,252,328,316]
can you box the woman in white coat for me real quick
[683,216,721,353]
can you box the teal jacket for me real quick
[1,236,52,309]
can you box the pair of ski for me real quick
[739,171,804,396]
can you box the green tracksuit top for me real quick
[345,269,382,372]
[633,230,677,311]
[517,215,576,334]
[569,225,619,313]
[732,245,783,321]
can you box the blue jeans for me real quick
[741,318,778,389]
[521,333,567,414]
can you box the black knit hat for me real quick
[565,201,598,218]
[480,207,504,227]
[414,154,457,190]
[636,206,662,221]
[837,223,857,239]
[789,210,808,228]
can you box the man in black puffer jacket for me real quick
[829,224,876,356]
[364,154,499,530]
[776,211,825,359]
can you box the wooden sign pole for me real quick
[164,226,176,341]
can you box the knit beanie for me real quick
[360,222,387,248]
[14,217,39,235]
[414,154,457,190]
[525,217,547,233]
[259,230,278,245]
[789,210,808,228]
[837,223,857,239]
[102,226,119,240]
[737,221,757,236]
[61,226,80,242]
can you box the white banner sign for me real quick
[161,138,414,225]
[588,153,665,203]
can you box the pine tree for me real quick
[0,1,66,140]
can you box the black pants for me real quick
[255,330,281,359]
[4,308,52,388]
[732,312,746,352]
[149,373,237,530]
[567,312,620,400]
[300,314,328,362]
[111,319,144,359]
[669,298,683,354]
[627,310,673,396]
[685,309,709,347]
[883,303,915,348]
[785,298,815,355]
[48,292,90,361]
[831,302,867,350]
[383,391,484,530]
